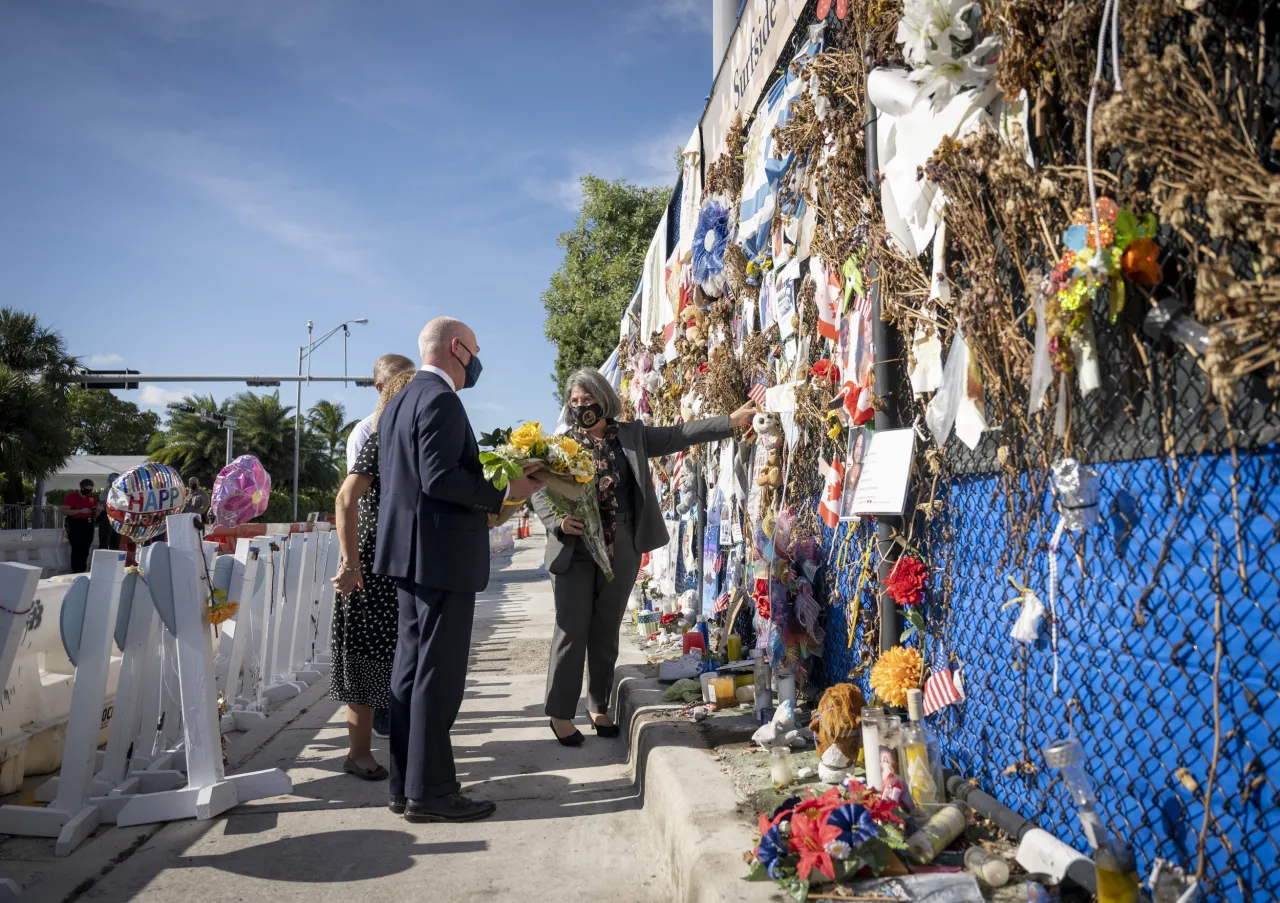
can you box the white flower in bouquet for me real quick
[897,0,999,108]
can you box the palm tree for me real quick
[0,309,78,503]
[232,391,339,493]
[147,394,230,488]
[307,399,358,469]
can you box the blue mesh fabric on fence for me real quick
[814,445,1280,899]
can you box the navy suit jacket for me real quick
[372,370,504,593]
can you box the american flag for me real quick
[922,649,964,716]
[748,377,769,408]
[672,452,685,487]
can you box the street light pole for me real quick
[293,344,303,521]
[291,318,368,522]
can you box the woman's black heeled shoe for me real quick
[550,720,584,747]
[591,722,621,738]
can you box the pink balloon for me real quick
[210,455,272,528]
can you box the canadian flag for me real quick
[811,255,842,343]
[841,380,875,426]
[818,456,844,528]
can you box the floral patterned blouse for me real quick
[570,421,632,556]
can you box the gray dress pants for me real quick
[545,512,641,719]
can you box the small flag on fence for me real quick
[748,378,769,409]
[922,649,964,716]
[817,456,844,529]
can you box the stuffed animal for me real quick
[808,683,867,761]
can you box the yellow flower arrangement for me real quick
[869,645,922,707]
[509,422,543,454]
[556,436,580,458]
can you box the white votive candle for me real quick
[770,746,796,788]
[861,706,884,791]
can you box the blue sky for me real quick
[2,0,715,437]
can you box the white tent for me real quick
[45,456,150,492]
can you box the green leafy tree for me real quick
[541,175,670,399]
[67,386,161,454]
[307,399,358,468]
[231,391,338,493]
[147,394,230,488]
[0,309,78,503]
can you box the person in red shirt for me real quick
[61,479,98,573]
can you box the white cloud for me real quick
[138,384,193,406]
[527,125,688,212]
[85,352,125,366]
[96,125,387,282]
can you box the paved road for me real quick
[74,535,671,902]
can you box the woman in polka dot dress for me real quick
[330,370,414,780]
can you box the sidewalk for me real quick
[5,535,710,903]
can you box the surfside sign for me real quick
[701,0,809,162]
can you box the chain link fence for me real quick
[797,1,1280,900]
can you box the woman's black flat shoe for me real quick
[344,757,389,781]
[550,720,584,746]
[591,722,621,738]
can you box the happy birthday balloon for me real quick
[106,462,186,543]
[210,455,271,529]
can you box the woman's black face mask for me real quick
[572,403,605,429]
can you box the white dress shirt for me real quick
[420,364,455,392]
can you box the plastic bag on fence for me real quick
[1028,277,1054,415]
[546,488,613,581]
[925,331,969,446]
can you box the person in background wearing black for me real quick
[182,477,209,519]
[97,472,120,551]
[61,479,98,572]
[373,316,540,823]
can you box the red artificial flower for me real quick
[843,781,905,826]
[810,359,841,384]
[789,812,840,881]
[861,791,906,826]
[758,810,784,836]
[795,786,845,819]
[756,593,771,620]
[817,0,849,18]
[884,555,928,606]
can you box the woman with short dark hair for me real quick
[531,367,756,745]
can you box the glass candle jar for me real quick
[710,675,736,705]
[770,746,796,788]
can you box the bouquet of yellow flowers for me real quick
[479,422,613,579]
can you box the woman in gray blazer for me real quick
[531,367,756,745]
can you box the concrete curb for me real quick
[614,666,782,903]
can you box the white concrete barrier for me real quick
[0,576,121,794]
[0,549,128,855]
[0,529,68,577]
